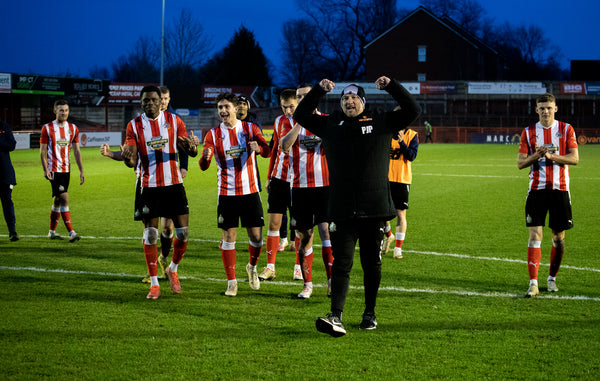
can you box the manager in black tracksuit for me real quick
[294,76,421,337]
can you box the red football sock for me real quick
[549,241,564,277]
[295,236,301,265]
[527,247,541,281]
[61,211,74,232]
[322,245,333,279]
[248,243,262,266]
[172,238,187,265]
[144,244,158,277]
[302,248,314,283]
[221,249,236,280]
[50,209,60,231]
[266,235,279,265]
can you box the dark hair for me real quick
[140,85,161,99]
[279,88,297,102]
[536,93,556,104]
[297,83,312,89]
[159,86,170,95]
[54,99,69,108]
[216,92,239,105]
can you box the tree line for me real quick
[89,0,567,88]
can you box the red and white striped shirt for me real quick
[289,122,329,189]
[125,111,187,188]
[267,115,294,183]
[201,120,269,196]
[40,121,79,173]
[519,120,578,191]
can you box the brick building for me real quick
[365,6,502,82]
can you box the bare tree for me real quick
[280,19,331,85]
[165,9,213,69]
[112,36,160,82]
[288,0,398,81]
[420,0,488,37]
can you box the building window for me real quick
[418,45,427,62]
[417,73,426,82]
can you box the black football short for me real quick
[290,186,329,231]
[49,172,70,197]
[138,184,189,220]
[217,193,264,230]
[525,189,573,231]
[389,181,410,210]
[267,177,291,214]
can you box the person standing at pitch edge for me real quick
[294,76,420,336]
[517,93,578,298]
[0,119,18,241]
[40,99,84,242]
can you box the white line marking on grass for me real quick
[5,235,599,274]
[2,266,599,302]
[404,249,600,273]
[419,173,521,179]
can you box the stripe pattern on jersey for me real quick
[269,115,294,182]
[519,121,577,191]
[126,111,186,188]
[205,121,262,196]
[40,121,79,173]
[289,125,329,188]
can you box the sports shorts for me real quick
[49,172,70,197]
[525,189,573,231]
[389,182,410,210]
[217,193,264,230]
[267,177,291,214]
[290,186,329,231]
[138,184,189,220]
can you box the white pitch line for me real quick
[1,265,599,302]
[404,249,600,273]
[4,235,600,273]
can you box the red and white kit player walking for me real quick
[200,92,270,297]
[122,86,198,300]
[259,88,297,282]
[517,92,579,298]
[40,99,84,243]
[280,83,333,299]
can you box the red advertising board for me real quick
[560,82,586,95]
[108,83,158,105]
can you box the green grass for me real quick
[1,144,599,380]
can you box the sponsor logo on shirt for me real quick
[57,138,69,147]
[147,136,169,150]
[226,145,246,158]
[300,135,321,149]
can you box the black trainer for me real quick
[9,232,19,242]
[316,313,346,337]
[359,313,377,330]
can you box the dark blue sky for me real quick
[1,0,598,84]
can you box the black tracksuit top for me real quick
[293,79,421,222]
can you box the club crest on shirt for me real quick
[164,122,172,129]
[300,135,321,149]
[147,136,169,150]
[226,144,246,158]
[555,131,563,138]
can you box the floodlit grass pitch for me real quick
[1,144,599,379]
